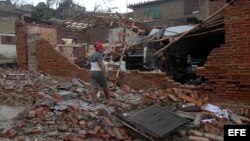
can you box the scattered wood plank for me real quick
[167,94,178,102]
[189,136,209,141]
[153,1,234,56]
[230,115,243,124]
[76,78,90,88]
[104,127,116,138]
[193,113,202,127]
[189,130,204,137]
[114,41,128,45]
[117,32,130,37]
[235,115,250,123]
[189,130,223,141]
[103,117,114,127]
[115,44,128,81]
[204,133,223,141]
[173,88,182,95]
[175,111,196,120]
[113,127,124,140]
[177,93,203,106]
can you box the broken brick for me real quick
[204,133,223,141]
[189,136,209,141]
[189,130,204,137]
[88,126,101,135]
[3,129,17,138]
[51,93,63,102]
[230,115,243,124]
[28,110,36,118]
[113,127,124,140]
[16,122,25,129]
[63,136,85,141]
[100,133,110,140]
[167,94,178,102]
[177,129,187,137]
[78,120,86,127]
[104,127,116,138]
[203,123,220,135]
[31,128,42,134]
[103,117,114,127]
[177,93,203,106]
[120,84,131,92]
[17,136,25,141]
[237,115,250,123]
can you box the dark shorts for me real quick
[90,71,108,89]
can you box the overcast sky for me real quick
[27,0,148,13]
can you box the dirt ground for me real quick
[0,105,26,141]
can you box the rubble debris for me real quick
[189,130,223,141]
[177,93,203,107]
[202,103,229,119]
[58,82,73,90]
[204,133,223,141]
[0,69,249,140]
[17,136,25,141]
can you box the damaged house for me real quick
[128,0,225,26]
[0,0,249,141]
[0,0,31,65]
[126,0,226,83]
[15,0,250,105]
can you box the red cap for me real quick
[94,42,103,50]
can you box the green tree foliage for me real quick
[32,2,55,20]
[31,0,73,20]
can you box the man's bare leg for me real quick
[90,88,97,106]
[103,86,110,104]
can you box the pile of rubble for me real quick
[0,69,144,141]
[142,87,250,141]
[0,68,249,141]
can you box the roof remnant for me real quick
[128,0,168,9]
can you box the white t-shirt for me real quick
[90,52,103,71]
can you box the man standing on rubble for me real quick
[89,42,110,106]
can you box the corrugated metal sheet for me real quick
[124,105,189,140]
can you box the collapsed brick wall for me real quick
[197,0,250,104]
[26,25,57,46]
[15,22,28,70]
[118,70,169,90]
[16,22,173,90]
[36,39,90,82]
[13,21,211,95]
[15,22,57,70]
[35,40,172,90]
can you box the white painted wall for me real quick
[0,44,17,64]
[0,33,17,64]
